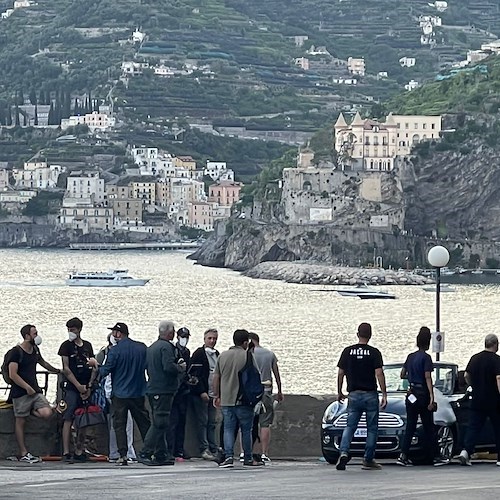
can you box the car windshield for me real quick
[384,364,456,396]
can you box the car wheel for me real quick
[437,425,455,460]
[322,450,339,465]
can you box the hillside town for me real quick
[0,147,242,235]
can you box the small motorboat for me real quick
[336,284,396,299]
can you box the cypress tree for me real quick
[34,104,38,126]
[29,89,37,105]
[6,105,12,126]
[14,106,20,127]
[48,102,54,125]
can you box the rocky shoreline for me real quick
[242,261,435,286]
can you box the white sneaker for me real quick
[496,461,500,467]
[458,450,471,466]
[19,452,41,464]
[239,452,244,462]
[261,453,271,462]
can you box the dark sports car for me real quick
[321,362,496,464]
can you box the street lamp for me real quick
[427,245,450,361]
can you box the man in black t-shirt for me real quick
[336,322,387,471]
[458,334,500,466]
[57,317,96,463]
[8,324,60,464]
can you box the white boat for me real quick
[336,284,396,299]
[471,269,484,275]
[422,284,456,293]
[65,269,150,287]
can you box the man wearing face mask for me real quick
[58,317,96,462]
[168,326,191,461]
[88,322,150,467]
[7,324,60,463]
[190,328,220,460]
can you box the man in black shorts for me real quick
[7,324,60,463]
[57,317,96,462]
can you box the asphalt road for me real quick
[1,458,499,500]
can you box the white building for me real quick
[294,57,310,71]
[12,161,64,189]
[399,57,416,68]
[405,80,420,91]
[1,9,14,19]
[0,189,36,204]
[347,57,365,77]
[59,199,113,233]
[204,161,234,182]
[481,40,500,54]
[66,171,105,203]
[132,29,145,43]
[332,78,357,85]
[154,66,175,77]
[61,111,115,132]
[13,0,30,8]
[294,35,309,47]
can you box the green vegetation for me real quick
[23,190,64,216]
[390,57,500,115]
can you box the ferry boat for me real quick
[336,284,396,300]
[65,269,150,287]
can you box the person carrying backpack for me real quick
[4,324,60,463]
[212,329,264,469]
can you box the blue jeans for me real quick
[222,405,254,461]
[339,391,379,462]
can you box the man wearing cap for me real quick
[89,322,151,467]
[169,327,191,461]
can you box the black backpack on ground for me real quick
[237,351,264,407]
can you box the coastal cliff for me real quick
[190,219,425,271]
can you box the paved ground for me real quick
[1,458,499,499]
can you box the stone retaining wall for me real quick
[0,395,335,459]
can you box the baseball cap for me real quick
[177,327,190,337]
[107,322,129,335]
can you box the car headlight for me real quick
[323,401,342,423]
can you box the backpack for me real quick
[237,351,264,407]
[2,346,24,385]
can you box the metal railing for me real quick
[0,371,58,399]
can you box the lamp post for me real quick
[427,245,450,361]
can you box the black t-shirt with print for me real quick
[9,346,42,399]
[58,340,94,392]
[466,350,500,410]
[338,343,384,392]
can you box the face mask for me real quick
[33,335,42,346]
[109,335,118,346]
[179,337,189,348]
[68,332,78,342]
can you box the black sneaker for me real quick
[72,453,88,463]
[362,460,382,470]
[243,459,264,467]
[155,456,175,466]
[115,456,128,466]
[218,457,234,468]
[63,453,73,463]
[396,455,412,467]
[336,454,349,471]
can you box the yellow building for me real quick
[174,155,197,171]
[334,112,442,171]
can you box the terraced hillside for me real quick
[0,0,499,131]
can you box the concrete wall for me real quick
[0,395,335,459]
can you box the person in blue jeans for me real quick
[336,322,387,471]
[212,329,263,468]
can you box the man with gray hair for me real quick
[458,334,500,466]
[139,321,186,466]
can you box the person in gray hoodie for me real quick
[138,320,186,466]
